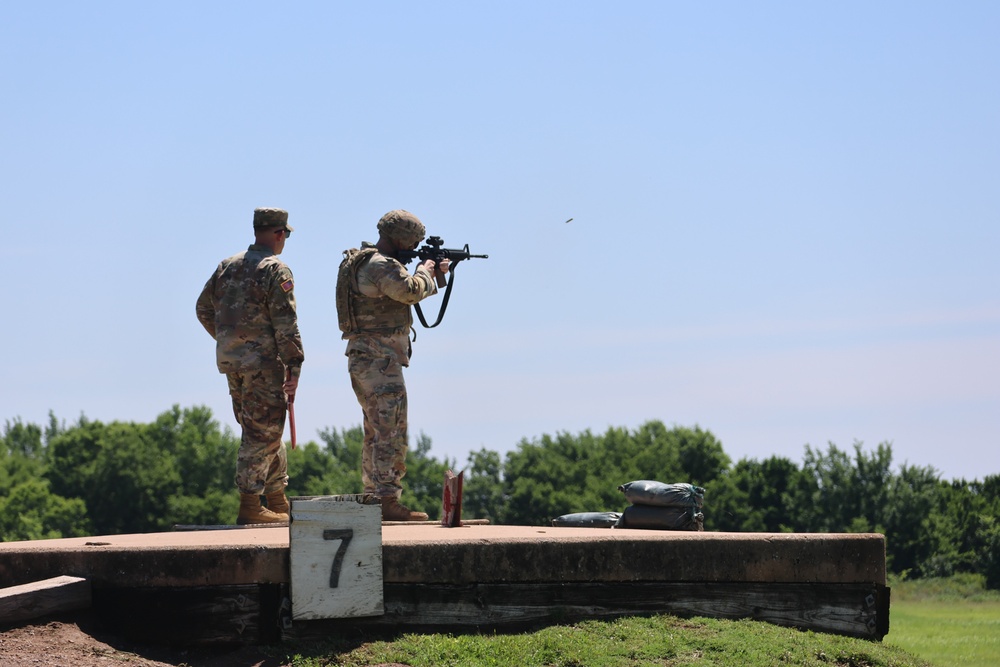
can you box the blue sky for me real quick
[3,2,997,482]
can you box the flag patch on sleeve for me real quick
[281,279,294,293]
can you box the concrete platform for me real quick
[0,525,889,644]
[0,525,887,587]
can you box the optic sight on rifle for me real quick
[397,235,488,328]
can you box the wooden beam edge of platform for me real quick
[0,575,92,625]
[284,581,889,641]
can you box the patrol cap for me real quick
[377,209,425,247]
[253,207,294,233]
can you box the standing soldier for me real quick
[197,207,303,525]
[336,210,450,521]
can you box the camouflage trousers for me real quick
[348,353,408,498]
[226,365,288,496]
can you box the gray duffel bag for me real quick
[551,511,623,528]
[618,480,705,509]
[615,504,704,531]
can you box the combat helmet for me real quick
[377,209,425,248]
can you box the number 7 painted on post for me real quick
[322,528,354,588]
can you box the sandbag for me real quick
[615,504,704,531]
[551,511,622,528]
[618,480,705,509]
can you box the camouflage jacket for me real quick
[337,241,436,367]
[196,244,304,377]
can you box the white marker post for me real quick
[289,495,383,620]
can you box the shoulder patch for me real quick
[281,279,294,293]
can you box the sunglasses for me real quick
[274,228,292,238]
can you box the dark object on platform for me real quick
[615,504,705,531]
[173,523,288,531]
[442,470,464,527]
[613,479,707,530]
[551,511,623,528]
[551,481,707,530]
[618,480,705,509]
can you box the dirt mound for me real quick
[0,617,286,667]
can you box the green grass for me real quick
[884,574,1000,667]
[277,615,928,667]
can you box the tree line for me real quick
[2,406,997,587]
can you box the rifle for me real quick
[396,235,488,328]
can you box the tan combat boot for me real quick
[237,493,288,525]
[265,491,290,515]
[381,496,429,522]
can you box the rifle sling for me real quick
[414,264,457,328]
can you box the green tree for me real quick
[149,405,241,526]
[920,478,994,577]
[701,467,747,532]
[883,463,941,576]
[674,425,731,486]
[43,415,103,503]
[2,419,46,496]
[712,456,803,532]
[318,425,364,473]
[463,448,506,523]
[0,478,90,541]
[147,405,237,496]
[399,433,456,519]
[44,408,238,533]
[795,441,896,533]
[616,421,685,484]
[982,515,1000,590]
[503,429,609,525]
[91,421,181,534]
[292,425,366,497]
[800,442,859,532]
[500,421,725,526]
[979,475,1000,589]
[294,427,453,520]
[847,442,894,534]
[288,428,361,498]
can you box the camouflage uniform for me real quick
[196,209,303,497]
[337,210,436,498]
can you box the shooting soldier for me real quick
[336,210,450,521]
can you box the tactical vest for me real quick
[336,247,413,338]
